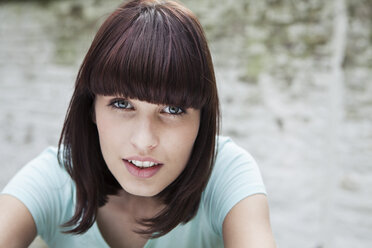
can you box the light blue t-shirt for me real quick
[1,136,266,247]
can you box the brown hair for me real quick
[58,0,219,238]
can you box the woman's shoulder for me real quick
[1,147,76,241]
[215,135,256,164]
[2,146,75,207]
[211,135,265,187]
[21,146,71,188]
[201,136,267,236]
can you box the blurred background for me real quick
[0,0,371,247]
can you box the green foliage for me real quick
[344,0,372,68]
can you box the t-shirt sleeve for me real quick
[202,137,267,237]
[1,147,72,242]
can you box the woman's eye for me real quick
[163,106,184,115]
[112,99,132,109]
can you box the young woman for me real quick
[0,0,276,247]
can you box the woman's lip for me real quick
[123,159,163,178]
[124,156,163,164]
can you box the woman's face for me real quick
[94,95,200,197]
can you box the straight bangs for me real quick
[87,4,212,109]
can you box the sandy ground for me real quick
[1,2,372,248]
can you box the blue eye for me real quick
[164,106,184,115]
[112,99,132,109]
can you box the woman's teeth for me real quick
[128,160,159,168]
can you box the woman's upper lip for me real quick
[124,156,163,164]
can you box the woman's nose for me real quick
[129,117,159,154]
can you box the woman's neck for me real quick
[96,190,165,248]
[108,189,165,219]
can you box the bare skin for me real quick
[223,194,277,248]
[96,190,165,248]
[0,194,37,248]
